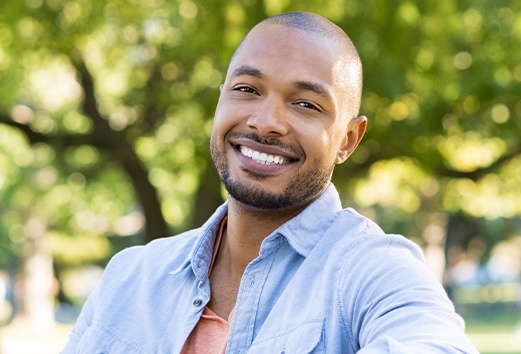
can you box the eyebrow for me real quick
[293,81,330,98]
[231,65,265,79]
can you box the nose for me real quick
[246,96,289,137]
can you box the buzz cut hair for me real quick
[262,11,350,42]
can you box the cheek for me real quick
[298,128,336,165]
[212,108,234,138]
[318,128,346,165]
[213,100,247,132]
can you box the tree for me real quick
[0,0,519,325]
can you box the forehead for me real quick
[227,24,342,84]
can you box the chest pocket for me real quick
[76,324,145,354]
[247,320,325,354]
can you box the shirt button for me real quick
[193,298,203,307]
[249,277,255,287]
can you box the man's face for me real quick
[210,23,363,211]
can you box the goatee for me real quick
[210,132,334,210]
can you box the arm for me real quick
[342,236,478,353]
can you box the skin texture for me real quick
[208,20,367,318]
[211,23,365,213]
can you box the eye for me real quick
[233,85,258,94]
[296,101,320,111]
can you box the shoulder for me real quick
[326,207,441,307]
[332,208,428,283]
[327,207,424,262]
[105,201,229,274]
[101,228,200,281]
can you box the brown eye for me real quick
[233,86,257,94]
[296,101,320,111]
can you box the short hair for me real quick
[261,11,350,42]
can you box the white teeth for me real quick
[240,146,287,165]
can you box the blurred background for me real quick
[0,0,520,353]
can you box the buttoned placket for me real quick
[170,233,215,354]
[225,236,282,354]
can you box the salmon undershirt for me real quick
[181,216,233,354]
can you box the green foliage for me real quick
[0,0,520,271]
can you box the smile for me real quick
[239,146,288,165]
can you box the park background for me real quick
[0,0,520,353]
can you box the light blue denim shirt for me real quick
[62,184,477,353]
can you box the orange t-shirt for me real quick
[181,217,233,354]
[180,306,232,354]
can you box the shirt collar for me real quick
[169,201,229,280]
[171,183,342,278]
[273,183,342,257]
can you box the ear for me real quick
[335,115,367,164]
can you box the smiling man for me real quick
[62,12,478,354]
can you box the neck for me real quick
[222,198,308,268]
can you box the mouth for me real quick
[228,132,302,170]
[239,146,290,165]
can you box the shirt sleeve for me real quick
[60,284,99,353]
[342,235,478,353]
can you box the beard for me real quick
[210,132,334,210]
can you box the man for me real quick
[63,12,478,353]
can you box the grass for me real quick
[0,318,72,354]
[463,308,521,354]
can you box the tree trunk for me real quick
[189,162,224,230]
[23,217,55,333]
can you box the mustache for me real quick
[228,131,304,158]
